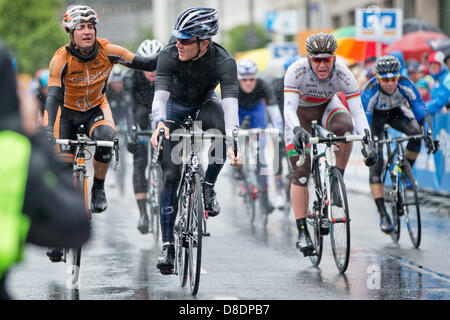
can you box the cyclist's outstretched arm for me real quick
[23,133,90,249]
[107,43,158,72]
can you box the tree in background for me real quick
[225,24,270,55]
[0,0,67,74]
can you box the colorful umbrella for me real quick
[403,19,444,35]
[383,31,447,61]
[235,47,271,71]
[332,26,387,63]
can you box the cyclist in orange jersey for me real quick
[44,5,158,262]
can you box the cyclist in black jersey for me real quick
[106,65,127,126]
[123,39,163,234]
[0,43,90,299]
[150,7,241,274]
[236,58,284,211]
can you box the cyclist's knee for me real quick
[369,159,383,184]
[288,154,311,186]
[329,113,354,136]
[92,125,115,163]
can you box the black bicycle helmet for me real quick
[305,33,337,57]
[172,7,219,40]
[375,55,401,77]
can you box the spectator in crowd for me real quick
[406,60,424,84]
[426,51,450,115]
[416,77,432,102]
[0,41,90,300]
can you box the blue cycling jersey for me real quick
[361,76,428,125]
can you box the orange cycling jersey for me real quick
[48,38,135,112]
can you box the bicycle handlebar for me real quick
[374,133,427,146]
[55,139,116,148]
[295,133,368,167]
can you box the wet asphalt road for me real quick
[6,153,450,300]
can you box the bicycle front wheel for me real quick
[383,165,401,243]
[148,165,161,235]
[400,161,421,248]
[306,177,323,266]
[174,181,188,287]
[188,173,204,295]
[328,168,350,273]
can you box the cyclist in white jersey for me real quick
[283,33,377,256]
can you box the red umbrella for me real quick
[383,31,447,61]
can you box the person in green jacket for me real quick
[0,42,90,300]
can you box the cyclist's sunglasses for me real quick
[177,38,197,45]
[310,56,334,63]
[378,75,400,83]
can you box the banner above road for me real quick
[355,8,403,41]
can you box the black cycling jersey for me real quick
[123,69,155,130]
[123,69,155,111]
[238,78,278,110]
[271,77,285,118]
[105,85,127,124]
[155,41,238,106]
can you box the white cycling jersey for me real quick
[283,57,370,145]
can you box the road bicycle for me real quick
[172,116,238,295]
[297,120,370,273]
[376,124,438,248]
[136,128,165,235]
[238,119,280,227]
[56,125,119,289]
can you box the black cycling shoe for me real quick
[137,213,149,234]
[296,229,315,257]
[380,213,394,234]
[156,243,175,275]
[203,183,220,217]
[47,248,63,263]
[90,186,107,213]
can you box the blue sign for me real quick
[270,43,298,58]
[356,8,403,41]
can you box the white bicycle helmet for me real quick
[109,65,124,82]
[237,59,258,80]
[136,39,163,57]
[62,5,99,32]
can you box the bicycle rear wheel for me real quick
[383,166,401,243]
[400,161,421,248]
[328,168,350,273]
[188,173,204,295]
[306,177,323,266]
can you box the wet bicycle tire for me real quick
[383,165,401,243]
[175,181,188,287]
[307,171,323,267]
[400,161,421,248]
[148,166,161,235]
[328,168,350,274]
[188,173,203,295]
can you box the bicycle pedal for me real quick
[203,232,211,237]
